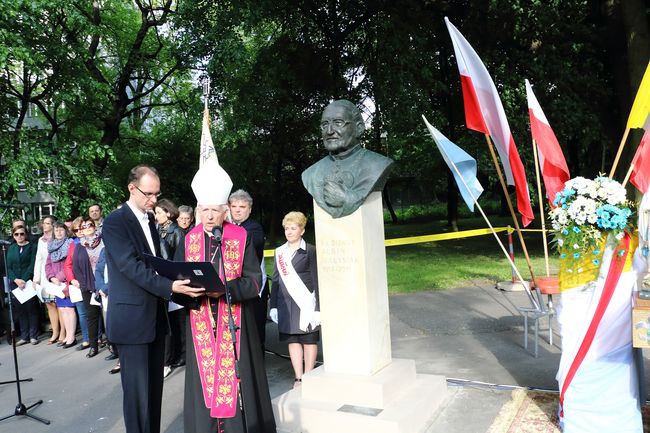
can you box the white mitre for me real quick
[191,158,233,205]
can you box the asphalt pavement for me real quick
[0,283,646,433]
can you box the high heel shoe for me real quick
[62,339,77,349]
[86,347,99,358]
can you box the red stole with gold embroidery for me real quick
[185,222,246,418]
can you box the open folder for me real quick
[144,254,225,293]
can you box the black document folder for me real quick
[144,254,225,293]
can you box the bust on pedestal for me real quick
[272,100,446,433]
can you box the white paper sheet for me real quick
[68,286,83,303]
[11,281,37,304]
[168,301,184,312]
[89,293,101,306]
[44,282,66,299]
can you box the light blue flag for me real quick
[422,115,484,211]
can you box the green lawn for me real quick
[384,217,558,293]
[265,215,558,294]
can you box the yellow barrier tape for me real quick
[384,227,509,246]
[263,225,550,256]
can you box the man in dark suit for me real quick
[103,165,203,433]
[228,189,268,348]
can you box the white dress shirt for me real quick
[126,200,156,255]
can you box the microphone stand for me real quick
[214,231,247,431]
[0,242,50,424]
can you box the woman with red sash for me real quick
[177,158,276,433]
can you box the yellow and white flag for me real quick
[627,61,650,129]
[199,108,218,166]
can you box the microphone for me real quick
[212,226,223,244]
[0,203,24,209]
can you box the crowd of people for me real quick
[1,179,322,431]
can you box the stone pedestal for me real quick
[273,359,447,433]
[313,191,391,375]
[272,192,447,432]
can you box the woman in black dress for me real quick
[154,198,186,377]
[270,211,320,388]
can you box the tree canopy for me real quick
[0,0,647,239]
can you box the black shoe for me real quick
[105,353,118,361]
[56,341,65,347]
[76,342,90,351]
[62,339,77,349]
[86,347,98,358]
[109,364,121,375]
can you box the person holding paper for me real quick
[7,225,38,345]
[270,211,320,388]
[33,215,64,345]
[45,222,77,348]
[102,165,202,433]
[178,158,276,433]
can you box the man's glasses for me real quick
[135,185,161,199]
[13,232,26,237]
[320,119,351,131]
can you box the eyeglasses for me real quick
[80,223,95,229]
[135,185,161,199]
[320,119,351,132]
[13,233,26,237]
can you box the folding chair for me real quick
[519,276,560,357]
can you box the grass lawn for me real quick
[384,216,558,293]
[266,215,559,294]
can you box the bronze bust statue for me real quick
[302,100,394,218]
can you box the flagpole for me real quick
[532,139,551,276]
[622,163,635,187]
[609,127,631,178]
[447,142,539,310]
[484,134,536,283]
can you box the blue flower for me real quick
[592,259,600,265]
[618,249,626,256]
[560,253,567,259]
[572,226,581,233]
[562,229,569,235]
[593,249,600,255]
[573,252,580,259]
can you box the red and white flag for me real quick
[445,17,534,226]
[525,80,570,206]
[630,129,650,194]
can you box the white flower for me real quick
[616,232,624,240]
[573,243,580,249]
[558,239,564,246]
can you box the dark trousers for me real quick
[164,308,186,366]
[117,331,166,433]
[81,290,101,349]
[252,282,269,351]
[12,294,39,341]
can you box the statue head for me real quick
[320,100,365,154]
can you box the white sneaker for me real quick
[163,366,172,378]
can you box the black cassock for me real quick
[177,231,276,433]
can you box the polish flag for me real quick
[525,80,570,206]
[445,17,534,226]
[630,129,650,194]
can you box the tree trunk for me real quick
[383,185,398,224]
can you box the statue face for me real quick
[321,104,358,153]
